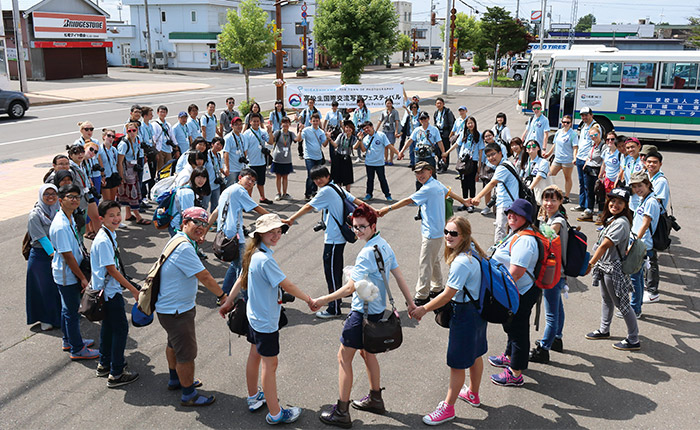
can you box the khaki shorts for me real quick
[158,307,197,362]
[551,161,574,168]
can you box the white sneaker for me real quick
[643,291,660,303]
[274,194,282,201]
[119,223,127,228]
[40,323,54,331]
[480,207,491,216]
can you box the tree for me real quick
[396,33,412,63]
[218,0,279,102]
[440,13,481,65]
[575,13,597,32]
[477,7,529,69]
[687,16,700,49]
[315,0,399,84]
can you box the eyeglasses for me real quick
[127,129,137,132]
[43,191,58,197]
[63,194,80,201]
[106,134,115,138]
[561,121,571,124]
[352,224,370,232]
[83,127,94,131]
[444,229,459,237]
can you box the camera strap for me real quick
[364,245,396,319]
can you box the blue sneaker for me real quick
[70,346,100,360]
[487,354,511,368]
[385,195,393,202]
[364,194,372,201]
[491,367,524,387]
[63,338,94,352]
[247,389,266,412]
[266,406,301,424]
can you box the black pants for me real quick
[365,165,391,197]
[438,136,450,170]
[323,243,345,315]
[460,169,477,198]
[502,286,541,371]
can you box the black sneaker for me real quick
[107,370,139,388]
[551,338,563,353]
[563,197,571,204]
[529,345,550,364]
[585,330,610,340]
[414,297,429,306]
[96,364,110,378]
[613,339,641,351]
[428,290,443,299]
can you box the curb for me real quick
[25,83,212,107]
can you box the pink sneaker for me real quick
[422,401,455,426]
[458,386,480,407]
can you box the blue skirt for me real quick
[270,162,294,175]
[446,302,488,369]
[26,248,62,326]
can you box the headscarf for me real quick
[53,170,73,188]
[34,183,60,226]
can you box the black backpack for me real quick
[501,162,538,216]
[556,215,590,277]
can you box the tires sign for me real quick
[32,12,107,39]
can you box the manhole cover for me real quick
[34,163,53,168]
[1,158,18,164]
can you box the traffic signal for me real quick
[431,12,436,26]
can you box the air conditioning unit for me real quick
[139,50,147,58]
[166,51,176,58]
[154,51,166,66]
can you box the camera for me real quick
[91,164,105,173]
[260,146,271,157]
[313,220,327,232]
[669,215,681,231]
[415,143,433,158]
[133,164,143,173]
[89,186,101,201]
[165,139,176,148]
[486,195,497,208]
[214,174,226,186]
[238,155,249,164]
[280,291,295,304]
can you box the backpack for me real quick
[617,232,646,275]
[464,253,520,324]
[327,183,358,243]
[553,214,590,277]
[511,229,562,289]
[152,185,189,230]
[137,236,189,316]
[501,162,538,216]
[652,208,678,251]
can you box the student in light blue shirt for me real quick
[90,201,140,387]
[173,111,192,155]
[283,166,365,318]
[186,104,202,140]
[242,113,273,204]
[573,107,597,210]
[169,167,210,237]
[521,100,549,151]
[643,151,666,302]
[309,204,416,426]
[489,199,541,388]
[399,102,421,167]
[545,115,578,202]
[218,214,316,424]
[156,206,226,407]
[98,129,120,201]
[200,101,220,143]
[223,117,246,185]
[207,168,269,296]
[377,162,470,304]
[622,137,645,211]
[296,112,329,200]
[358,121,400,201]
[50,184,99,359]
[269,100,287,133]
[295,97,320,127]
[401,111,444,168]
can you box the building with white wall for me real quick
[410,19,442,59]
[391,0,412,63]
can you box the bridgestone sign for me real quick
[32,12,107,40]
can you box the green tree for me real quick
[315,0,399,84]
[477,7,529,69]
[396,33,412,63]
[440,13,481,65]
[218,0,279,102]
[575,13,597,32]
[687,16,700,49]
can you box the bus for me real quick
[541,49,700,142]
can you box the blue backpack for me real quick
[463,253,520,324]
[152,185,189,230]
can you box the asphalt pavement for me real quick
[0,66,699,429]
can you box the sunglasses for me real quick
[561,121,571,124]
[352,224,370,232]
[187,219,208,228]
[590,133,599,137]
[88,148,97,153]
[127,129,137,132]
[83,127,94,131]
[444,229,459,237]
[606,138,616,141]
[533,107,542,110]
[106,134,115,138]
[526,144,538,149]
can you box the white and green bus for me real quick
[536,48,700,142]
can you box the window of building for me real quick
[161,11,166,22]
[218,12,226,26]
[588,62,622,87]
[191,10,197,22]
[416,29,427,39]
[660,62,699,90]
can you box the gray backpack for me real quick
[617,232,646,275]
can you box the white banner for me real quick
[285,83,404,109]
[32,12,107,40]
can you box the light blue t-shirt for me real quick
[446,252,482,303]
[410,125,441,156]
[602,147,623,181]
[492,230,539,294]
[632,193,660,251]
[310,183,356,245]
[50,211,83,286]
[353,107,370,128]
[269,111,286,132]
[200,113,218,142]
[175,151,190,174]
[98,145,118,178]
[524,156,549,180]
[217,183,258,240]
[363,131,391,167]
[650,171,669,212]
[576,120,597,161]
[243,128,270,167]
[298,107,320,127]
[492,161,520,208]
[74,136,99,147]
[246,243,287,333]
[552,128,578,164]
[451,117,467,134]
[139,121,154,148]
[456,131,482,160]
[117,138,143,163]
[324,110,343,128]
[524,115,549,148]
[410,177,448,239]
[90,228,121,300]
[301,126,327,161]
[156,233,205,314]
[206,150,221,192]
[170,187,195,230]
[624,155,645,210]
[351,233,399,315]
[186,117,202,139]
[223,132,246,173]
[172,122,190,154]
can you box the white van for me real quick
[507,60,529,81]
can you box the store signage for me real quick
[32,12,107,40]
[31,41,113,48]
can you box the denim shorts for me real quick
[247,326,279,357]
[446,302,488,369]
[340,310,382,350]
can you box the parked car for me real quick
[0,89,30,118]
[507,60,529,81]
[431,51,442,60]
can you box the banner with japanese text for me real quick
[285,83,403,109]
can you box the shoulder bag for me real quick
[138,236,189,316]
[79,287,106,322]
[362,245,403,354]
[213,199,242,262]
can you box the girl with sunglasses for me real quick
[117,122,149,225]
[545,115,577,203]
[99,129,120,202]
[74,121,99,147]
[521,139,552,205]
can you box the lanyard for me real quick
[180,123,189,137]
[366,134,376,150]
[211,150,221,170]
[232,133,241,150]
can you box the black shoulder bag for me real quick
[327,183,358,243]
[362,245,403,354]
[213,199,242,262]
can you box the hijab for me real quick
[34,183,60,226]
[53,170,73,188]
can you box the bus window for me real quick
[527,66,539,108]
[548,69,563,128]
[660,62,699,90]
[589,62,623,87]
[621,63,656,88]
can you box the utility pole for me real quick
[516,0,520,20]
[302,1,308,69]
[538,0,547,50]
[11,0,27,92]
[412,28,416,65]
[440,0,451,95]
[448,1,456,77]
[428,0,434,64]
[274,1,284,101]
[143,0,154,71]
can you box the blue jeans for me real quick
[540,278,566,350]
[409,141,416,166]
[58,283,84,354]
[222,242,248,295]
[209,186,221,213]
[305,158,324,197]
[575,159,587,208]
[226,171,240,187]
[99,293,129,376]
[630,250,653,314]
[365,165,391,197]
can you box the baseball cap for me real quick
[231,116,243,125]
[505,199,534,223]
[412,95,420,100]
[640,144,658,155]
[458,106,468,111]
[580,106,593,115]
[607,187,630,203]
[178,111,188,118]
[413,161,435,173]
[182,207,209,223]
[531,100,543,107]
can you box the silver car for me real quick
[0,89,30,118]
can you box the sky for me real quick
[96,0,698,26]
